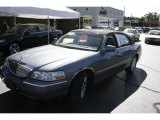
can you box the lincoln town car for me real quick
[0,29,142,103]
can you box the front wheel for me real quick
[145,41,149,44]
[126,56,137,73]
[68,72,89,104]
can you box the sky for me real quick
[0,0,160,18]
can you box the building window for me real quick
[110,11,111,13]
[86,8,88,11]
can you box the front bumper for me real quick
[0,66,70,100]
[145,38,160,44]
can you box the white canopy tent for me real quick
[0,6,80,43]
[0,6,80,19]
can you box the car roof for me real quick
[72,29,122,35]
[149,30,160,32]
[124,28,136,30]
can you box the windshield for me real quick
[124,29,134,33]
[4,25,28,35]
[148,31,160,36]
[56,32,103,51]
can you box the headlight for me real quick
[0,39,5,43]
[30,71,66,81]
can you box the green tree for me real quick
[138,17,145,27]
[144,12,159,27]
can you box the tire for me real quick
[9,43,20,55]
[68,72,89,104]
[145,41,148,44]
[136,38,139,41]
[126,56,137,73]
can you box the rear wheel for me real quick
[126,56,137,73]
[9,43,20,55]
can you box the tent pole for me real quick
[79,17,80,29]
[48,15,50,44]
[14,16,16,25]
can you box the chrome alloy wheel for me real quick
[131,57,137,72]
[80,76,87,99]
[9,43,20,54]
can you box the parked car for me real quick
[135,27,143,33]
[0,23,62,55]
[0,29,141,103]
[123,28,140,41]
[145,30,160,44]
[142,27,150,33]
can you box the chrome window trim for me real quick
[96,58,132,74]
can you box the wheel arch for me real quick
[10,40,22,48]
[71,67,95,87]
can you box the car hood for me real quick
[8,45,96,69]
[145,34,160,39]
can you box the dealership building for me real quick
[70,7,124,27]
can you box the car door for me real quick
[114,33,134,69]
[21,26,38,48]
[96,33,123,81]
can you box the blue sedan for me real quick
[0,29,141,103]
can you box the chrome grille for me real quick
[8,60,33,77]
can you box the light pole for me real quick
[159,14,160,27]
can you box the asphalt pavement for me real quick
[0,33,160,113]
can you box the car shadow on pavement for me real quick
[0,67,147,113]
[78,67,147,113]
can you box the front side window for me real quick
[115,34,130,47]
[56,32,103,51]
[25,26,37,34]
[105,35,118,48]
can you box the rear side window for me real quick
[38,26,53,32]
[38,26,47,32]
[115,33,130,47]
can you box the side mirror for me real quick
[103,45,116,52]
[51,38,58,44]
